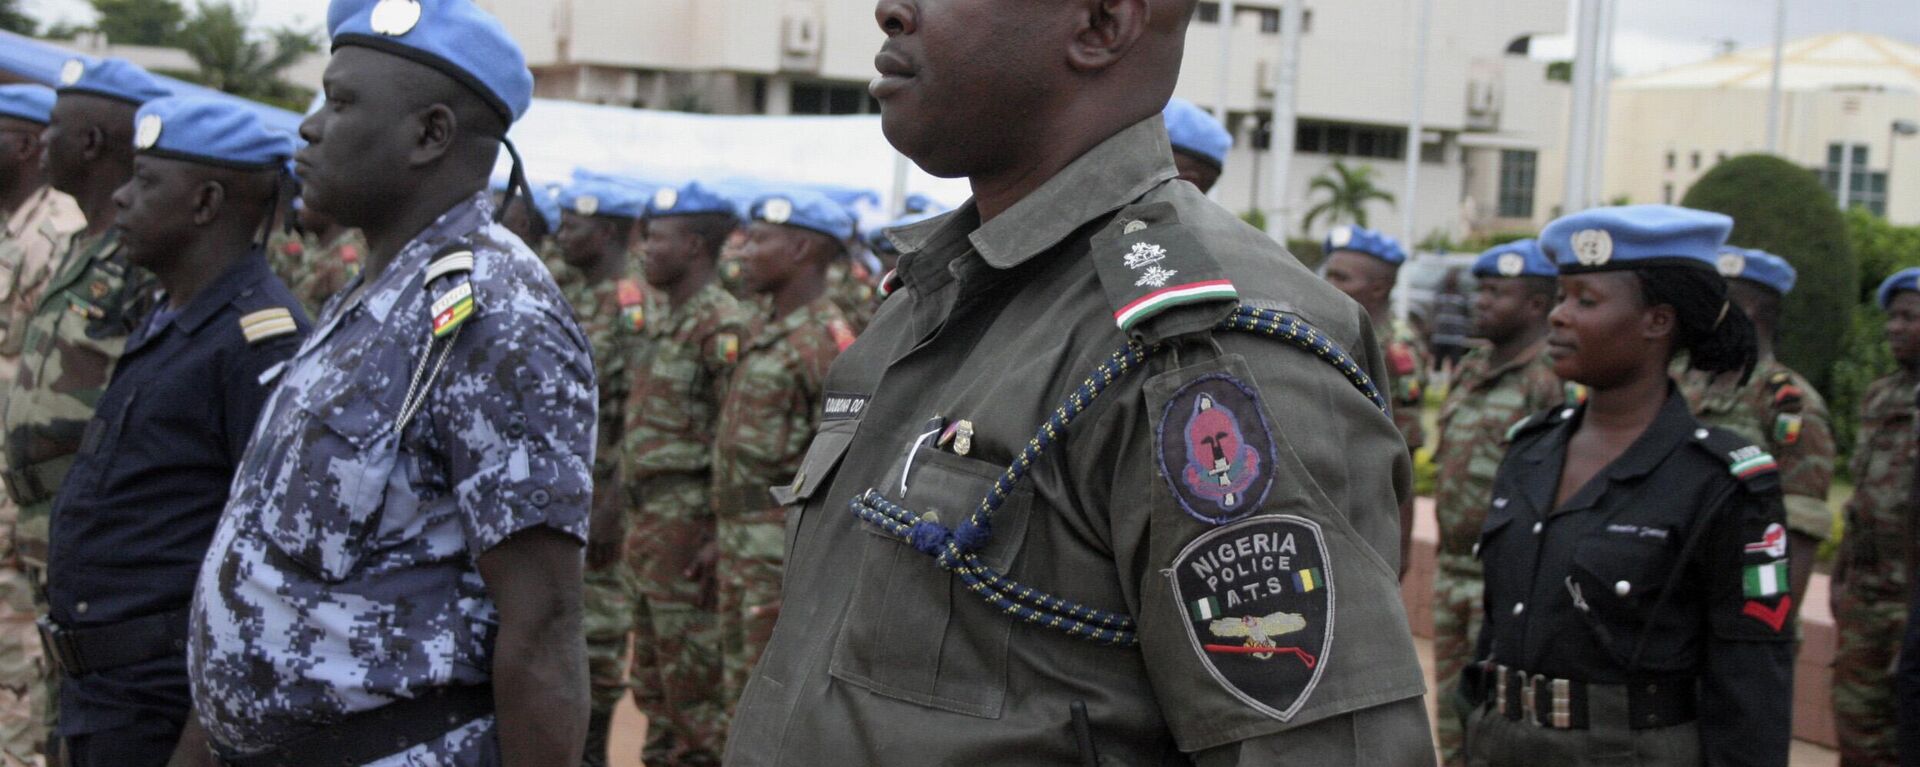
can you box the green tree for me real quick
[0,0,35,34]
[1829,209,1920,460]
[176,2,317,112]
[1680,154,1858,396]
[1301,160,1395,232]
[89,0,185,45]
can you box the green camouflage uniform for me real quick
[1430,341,1565,765]
[542,240,579,293]
[620,281,745,767]
[710,297,853,704]
[1384,319,1429,453]
[1832,368,1917,766]
[1679,359,1835,543]
[825,261,878,334]
[564,273,650,765]
[268,228,364,318]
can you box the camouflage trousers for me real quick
[1433,556,1485,767]
[1834,578,1906,766]
[715,513,785,706]
[626,473,723,767]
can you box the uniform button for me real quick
[1512,602,1525,616]
[75,602,87,615]
[529,489,551,507]
[1472,542,1481,557]
[1615,580,1632,597]
[1693,428,1710,440]
[1493,497,1509,509]
[505,414,527,439]
[1560,408,1575,419]
[1532,521,1544,534]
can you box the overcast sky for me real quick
[20,0,1920,77]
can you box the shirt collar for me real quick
[3,186,52,238]
[889,115,1179,276]
[1520,383,1698,507]
[348,191,492,325]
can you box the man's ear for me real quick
[409,103,457,166]
[1067,0,1150,73]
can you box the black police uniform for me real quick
[1467,386,1794,766]
[44,253,307,765]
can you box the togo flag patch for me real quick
[430,282,474,338]
[1169,514,1334,722]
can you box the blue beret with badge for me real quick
[1540,204,1732,274]
[327,0,533,124]
[132,97,295,170]
[0,84,56,125]
[1715,247,1796,296]
[55,57,170,107]
[531,184,563,232]
[1878,267,1920,310]
[646,181,737,221]
[559,180,645,220]
[1322,224,1406,266]
[751,190,856,242]
[1471,239,1555,279]
[1162,98,1232,170]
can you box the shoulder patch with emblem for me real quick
[1157,373,1277,526]
[617,278,646,332]
[425,244,476,339]
[1091,204,1238,337]
[715,332,739,365]
[1169,514,1334,722]
[239,307,298,344]
[1696,427,1779,487]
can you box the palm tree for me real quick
[177,1,317,111]
[1301,160,1396,232]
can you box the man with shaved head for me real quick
[725,0,1432,763]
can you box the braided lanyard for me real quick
[849,305,1387,647]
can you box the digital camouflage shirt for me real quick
[1680,359,1836,541]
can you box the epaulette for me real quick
[239,307,298,344]
[1765,371,1804,412]
[425,242,477,339]
[1694,425,1781,490]
[1089,201,1238,342]
[1505,404,1575,443]
[616,278,646,332]
[877,269,904,298]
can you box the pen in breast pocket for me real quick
[900,415,946,495]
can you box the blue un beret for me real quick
[1162,98,1232,170]
[1541,205,1732,274]
[530,184,563,232]
[559,180,646,220]
[648,181,737,220]
[132,97,294,170]
[0,84,56,125]
[751,190,856,242]
[1323,225,1406,266]
[55,57,170,107]
[1715,247,1796,296]
[328,0,534,124]
[1472,239,1556,279]
[1878,267,1920,311]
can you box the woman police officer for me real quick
[1464,205,1794,767]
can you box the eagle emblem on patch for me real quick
[1157,374,1276,525]
[1170,515,1335,721]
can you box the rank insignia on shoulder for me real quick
[239,307,298,344]
[1169,514,1334,721]
[617,279,646,331]
[715,333,740,365]
[1742,595,1792,633]
[1157,374,1276,526]
[1092,210,1237,335]
[827,319,856,352]
[1726,444,1778,480]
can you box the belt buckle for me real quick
[1550,678,1572,729]
[1494,665,1510,716]
[33,616,68,674]
[1525,674,1544,727]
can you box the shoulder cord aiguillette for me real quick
[849,305,1387,647]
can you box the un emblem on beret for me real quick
[59,59,84,87]
[1717,252,1746,277]
[370,0,423,36]
[1497,253,1525,277]
[134,115,163,151]
[574,195,599,217]
[653,187,678,212]
[763,197,794,225]
[1571,229,1613,267]
[1328,226,1353,249]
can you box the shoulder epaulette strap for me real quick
[1506,404,1574,443]
[1089,201,1238,340]
[1764,370,1805,410]
[425,241,477,339]
[1695,426,1779,485]
[425,242,475,284]
[239,307,299,344]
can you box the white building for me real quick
[1604,33,1920,225]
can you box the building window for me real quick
[1663,183,1674,204]
[1690,151,1701,170]
[1816,143,1888,216]
[1665,151,1675,170]
[1257,8,1281,33]
[1294,120,1404,160]
[1196,2,1220,23]
[1498,150,1537,218]
[791,82,874,115]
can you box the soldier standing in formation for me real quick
[268,203,365,318]
[187,0,596,763]
[0,83,81,765]
[710,191,856,705]
[1833,267,1920,767]
[621,180,744,767]
[1683,247,1833,614]
[1162,97,1232,195]
[728,0,1433,762]
[1468,205,1793,766]
[1431,238,1565,765]
[45,97,307,766]
[553,179,650,767]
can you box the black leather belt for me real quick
[218,685,494,767]
[37,607,188,676]
[1488,663,1697,730]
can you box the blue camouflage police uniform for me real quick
[44,97,307,767]
[186,1,596,765]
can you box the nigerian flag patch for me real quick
[1744,560,1788,598]
[1189,596,1223,621]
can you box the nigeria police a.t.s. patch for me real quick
[1169,514,1334,721]
[1156,373,1277,525]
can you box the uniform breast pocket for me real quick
[771,420,857,557]
[637,355,698,433]
[828,445,1034,719]
[1570,531,1679,657]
